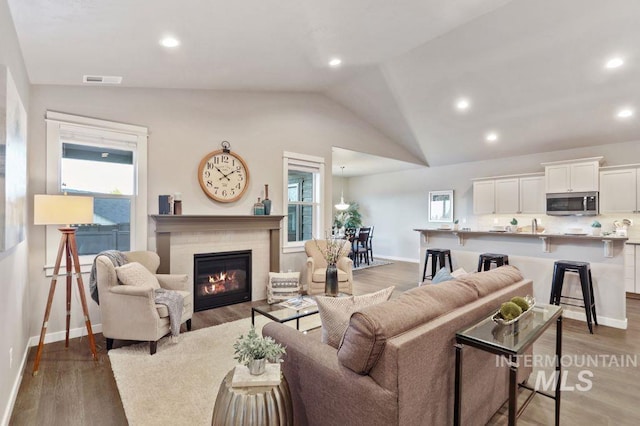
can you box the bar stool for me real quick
[549,260,597,334]
[422,249,453,281]
[477,253,510,272]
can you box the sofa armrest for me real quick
[156,273,189,291]
[263,322,397,425]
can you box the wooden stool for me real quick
[477,253,510,272]
[422,249,453,281]
[549,260,597,334]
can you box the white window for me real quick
[45,111,148,271]
[282,152,324,253]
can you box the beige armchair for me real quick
[305,240,353,295]
[95,251,193,354]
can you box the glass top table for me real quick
[454,303,563,426]
[456,304,562,356]
[251,299,319,331]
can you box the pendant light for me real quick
[335,166,350,211]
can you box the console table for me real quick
[454,304,563,425]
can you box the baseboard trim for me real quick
[561,310,627,330]
[375,255,419,264]
[2,339,30,426]
[27,323,103,347]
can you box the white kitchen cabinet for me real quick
[519,175,545,214]
[544,158,600,193]
[624,244,640,294]
[473,174,545,215]
[473,180,495,214]
[600,168,639,213]
[495,178,519,214]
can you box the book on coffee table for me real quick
[232,363,281,387]
[278,295,317,310]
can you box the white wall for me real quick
[0,0,31,423]
[349,139,640,262]
[27,85,414,342]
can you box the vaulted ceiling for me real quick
[9,0,640,168]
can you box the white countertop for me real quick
[414,228,629,242]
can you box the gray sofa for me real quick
[263,266,533,426]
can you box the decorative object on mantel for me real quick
[173,192,182,215]
[233,326,286,376]
[198,140,250,203]
[591,220,602,236]
[263,184,272,215]
[253,197,265,215]
[159,194,172,214]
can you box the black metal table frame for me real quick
[251,305,319,330]
[454,314,562,426]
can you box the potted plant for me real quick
[453,219,459,231]
[233,327,286,375]
[509,218,518,232]
[591,220,602,236]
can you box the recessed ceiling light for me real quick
[605,57,624,69]
[455,98,470,111]
[485,132,499,142]
[160,36,180,48]
[616,108,634,119]
[329,58,342,68]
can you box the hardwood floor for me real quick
[10,261,640,425]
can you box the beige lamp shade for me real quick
[33,194,94,225]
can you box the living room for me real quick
[2,1,640,425]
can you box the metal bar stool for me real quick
[477,253,510,272]
[549,260,597,333]
[422,249,453,281]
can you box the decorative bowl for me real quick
[492,296,536,325]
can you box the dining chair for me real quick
[353,227,371,267]
[367,225,374,262]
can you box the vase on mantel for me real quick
[263,184,272,215]
[325,263,339,296]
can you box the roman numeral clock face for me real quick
[198,149,250,203]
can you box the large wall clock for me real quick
[198,141,250,203]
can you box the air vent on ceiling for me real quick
[82,75,123,85]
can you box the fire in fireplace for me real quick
[193,250,252,311]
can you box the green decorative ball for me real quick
[500,301,523,320]
[510,296,530,312]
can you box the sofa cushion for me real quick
[316,287,395,348]
[455,265,523,297]
[115,262,161,290]
[338,280,479,374]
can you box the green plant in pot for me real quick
[333,203,363,234]
[233,327,286,375]
[509,218,518,232]
[591,220,602,236]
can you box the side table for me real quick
[454,304,563,426]
[212,368,293,425]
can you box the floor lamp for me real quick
[32,194,98,376]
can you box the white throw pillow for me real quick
[451,267,469,278]
[115,262,161,290]
[267,271,301,304]
[315,286,395,348]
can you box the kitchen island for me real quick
[415,228,629,329]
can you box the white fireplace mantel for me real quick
[150,215,284,274]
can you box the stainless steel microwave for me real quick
[546,192,598,216]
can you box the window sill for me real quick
[282,245,305,254]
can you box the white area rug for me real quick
[353,259,393,271]
[109,314,320,426]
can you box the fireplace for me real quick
[193,250,252,311]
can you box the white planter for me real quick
[591,228,601,236]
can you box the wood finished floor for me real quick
[10,261,640,425]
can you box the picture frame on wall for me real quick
[428,190,453,223]
[0,66,28,251]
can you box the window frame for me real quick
[282,151,324,253]
[44,111,148,273]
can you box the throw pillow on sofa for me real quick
[315,286,395,348]
[115,262,161,290]
[432,267,454,284]
[267,271,301,304]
